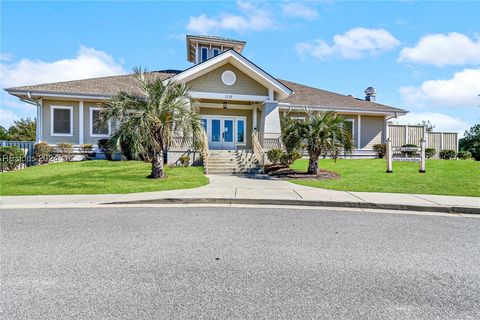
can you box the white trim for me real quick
[357,114,361,149]
[201,115,247,148]
[200,102,253,110]
[50,105,73,137]
[89,107,111,137]
[252,105,257,132]
[200,46,209,63]
[236,117,247,145]
[190,91,268,102]
[8,90,111,100]
[79,100,84,144]
[290,116,306,121]
[278,103,407,116]
[172,50,292,99]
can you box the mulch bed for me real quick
[265,164,340,181]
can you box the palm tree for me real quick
[100,68,206,179]
[282,112,353,174]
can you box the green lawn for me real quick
[0,160,208,196]
[289,159,480,197]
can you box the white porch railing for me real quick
[252,132,266,168]
[257,132,283,150]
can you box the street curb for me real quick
[102,198,480,214]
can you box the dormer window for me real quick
[201,47,209,62]
[213,48,220,57]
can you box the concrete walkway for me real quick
[1,174,479,213]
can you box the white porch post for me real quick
[357,114,361,149]
[79,100,84,145]
[252,105,257,132]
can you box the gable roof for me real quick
[5,62,407,114]
[173,49,293,99]
[278,79,407,114]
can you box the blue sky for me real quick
[1,0,479,134]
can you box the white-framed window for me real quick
[236,117,246,144]
[50,105,73,136]
[89,107,111,137]
[343,119,354,140]
[201,47,209,62]
[213,48,220,57]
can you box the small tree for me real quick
[100,68,206,178]
[282,112,353,174]
[8,118,36,141]
[459,124,480,161]
[34,142,54,164]
[415,120,435,132]
[0,126,11,140]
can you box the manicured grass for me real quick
[289,159,480,197]
[0,160,208,196]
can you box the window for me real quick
[201,47,209,62]
[344,119,354,140]
[90,108,110,136]
[51,106,73,136]
[201,118,208,132]
[237,119,245,144]
[213,48,220,57]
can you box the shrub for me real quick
[178,155,190,167]
[266,148,284,164]
[98,139,116,160]
[456,151,472,160]
[439,149,456,160]
[79,144,94,160]
[280,150,302,165]
[0,146,24,171]
[425,148,436,159]
[56,143,74,162]
[34,142,54,164]
[372,143,386,158]
[401,144,418,157]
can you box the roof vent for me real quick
[365,87,376,102]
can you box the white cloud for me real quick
[186,1,275,34]
[296,28,400,60]
[400,68,480,108]
[394,112,471,133]
[0,53,13,62]
[0,46,126,88]
[398,32,480,67]
[282,3,318,20]
[0,108,19,128]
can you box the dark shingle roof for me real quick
[278,79,407,113]
[6,71,406,113]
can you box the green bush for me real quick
[439,149,456,160]
[456,151,472,160]
[266,148,284,164]
[0,146,24,171]
[98,139,116,160]
[425,148,436,159]
[79,144,94,160]
[372,143,386,158]
[34,142,54,164]
[401,144,418,157]
[56,143,74,162]
[178,155,190,167]
[280,150,302,165]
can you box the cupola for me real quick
[186,35,246,65]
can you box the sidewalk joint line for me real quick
[411,194,442,205]
[234,188,238,198]
[292,189,303,199]
[347,192,366,202]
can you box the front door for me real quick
[209,117,235,150]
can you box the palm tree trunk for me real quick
[149,151,165,179]
[307,156,319,175]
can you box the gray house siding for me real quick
[360,115,384,149]
[41,100,79,145]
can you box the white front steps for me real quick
[206,150,261,175]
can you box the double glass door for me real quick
[209,118,235,150]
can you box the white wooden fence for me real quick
[387,125,458,159]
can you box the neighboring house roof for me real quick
[278,79,407,114]
[5,61,407,114]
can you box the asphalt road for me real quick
[1,207,479,319]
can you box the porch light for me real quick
[223,101,227,109]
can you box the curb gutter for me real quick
[103,198,480,214]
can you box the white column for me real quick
[405,125,409,145]
[37,98,43,142]
[386,138,393,173]
[357,114,361,149]
[268,88,274,101]
[79,100,84,145]
[252,105,257,132]
[419,139,426,173]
